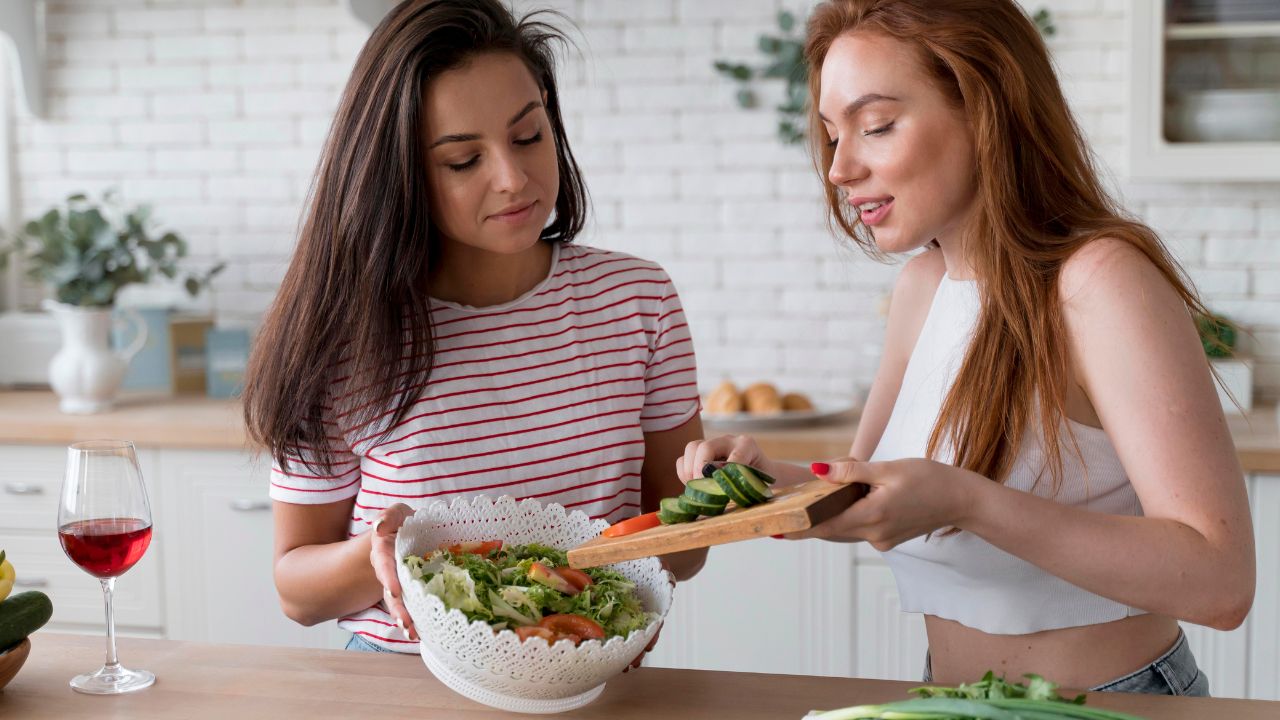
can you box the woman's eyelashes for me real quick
[513,130,542,146]
[444,130,544,172]
[826,120,896,148]
[863,120,895,137]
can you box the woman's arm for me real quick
[272,498,382,626]
[642,414,709,581]
[967,238,1254,629]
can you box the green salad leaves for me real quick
[403,542,652,639]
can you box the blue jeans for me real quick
[345,632,397,653]
[923,630,1210,696]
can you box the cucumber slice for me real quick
[725,463,773,502]
[748,464,779,485]
[684,478,730,506]
[676,495,727,517]
[720,465,767,505]
[658,497,697,524]
[713,468,759,507]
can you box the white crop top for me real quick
[874,273,1146,635]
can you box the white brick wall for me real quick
[7,0,1280,403]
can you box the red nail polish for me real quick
[770,534,785,539]
[811,462,830,475]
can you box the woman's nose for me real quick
[828,142,868,187]
[490,150,529,194]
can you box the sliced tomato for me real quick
[539,613,606,641]
[528,561,579,595]
[442,540,503,556]
[601,511,661,538]
[555,567,594,593]
[513,626,556,643]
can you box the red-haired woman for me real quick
[242,0,704,653]
[679,0,1253,696]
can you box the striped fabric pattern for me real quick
[268,243,699,650]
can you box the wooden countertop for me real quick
[713,405,1280,474]
[0,390,248,450]
[1,634,1275,719]
[2,389,1280,473]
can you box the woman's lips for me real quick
[859,198,894,226]
[488,200,537,224]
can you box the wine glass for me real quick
[57,440,155,695]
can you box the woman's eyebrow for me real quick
[428,100,544,149]
[817,93,899,123]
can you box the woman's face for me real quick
[818,32,975,254]
[423,52,559,256]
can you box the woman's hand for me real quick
[785,458,981,550]
[675,434,766,482]
[675,434,813,488]
[369,503,417,641]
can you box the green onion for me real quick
[808,671,1149,720]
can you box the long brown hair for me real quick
[804,0,1216,491]
[243,0,588,473]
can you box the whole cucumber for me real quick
[0,590,53,651]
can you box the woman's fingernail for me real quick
[701,462,719,478]
[402,627,412,641]
[395,617,405,631]
[770,534,785,539]
[811,462,830,475]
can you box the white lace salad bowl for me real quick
[395,495,674,714]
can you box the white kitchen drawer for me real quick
[0,444,66,530]
[1,529,163,631]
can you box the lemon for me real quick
[0,550,14,602]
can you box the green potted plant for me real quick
[0,190,223,413]
[1197,311,1251,413]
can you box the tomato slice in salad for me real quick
[601,511,661,538]
[555,567,594,593]
[442,540,503,556]
[539,613,606,641]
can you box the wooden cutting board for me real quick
[566,479,866,569]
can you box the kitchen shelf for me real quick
[1167,21,1280,40]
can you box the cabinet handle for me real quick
[230,499,271,512]
[15,578,48,588]
[4,482,44,496]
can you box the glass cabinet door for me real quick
[1164,1,1280,144]
[1129,1,1280,179]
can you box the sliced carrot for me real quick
[601,511,662,538]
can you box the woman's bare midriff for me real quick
[923,613,1181,690]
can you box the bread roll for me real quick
[743,382,783,415]
[704,380,744,415]
[782,392,814,411]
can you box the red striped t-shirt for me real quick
[268,243,700,651]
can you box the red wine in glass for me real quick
[58,440,156,695]
[58,518,152,579]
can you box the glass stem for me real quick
[101,577,119,671]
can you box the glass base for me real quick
[70,665,155,695]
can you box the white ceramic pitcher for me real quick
[44,301,148,414]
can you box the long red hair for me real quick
[804,0,1216,492]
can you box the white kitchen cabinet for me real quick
[1249,473,1280,700]
[645,538,857,677]
[156,448,342,649]
[853,563,928,682]
[1129,1,1280,179]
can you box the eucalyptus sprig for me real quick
[0,190,224,308]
